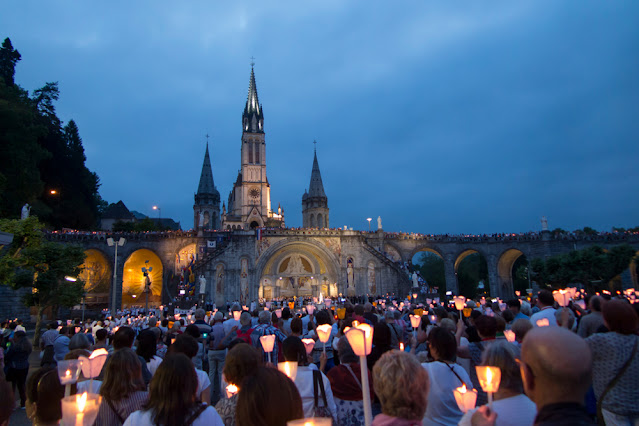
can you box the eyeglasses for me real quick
[515,358,535,379]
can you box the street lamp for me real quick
[366,218,372,232]
[152,205,161,219]
[107,237,126,315]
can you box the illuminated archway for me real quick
[410,248,444,294]
[79,249,111,305]
[497,249,526,296]
[122,249,163,307]
[454,249,488,299]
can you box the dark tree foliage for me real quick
[112,218,170,232]
[413,251,445,296]
[457,252,489,299]
[0,37,104,229]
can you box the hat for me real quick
[214,311,224,321]
[466,300,477,309]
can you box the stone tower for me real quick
[302,145,329,228]
[193,142,221,229]
[222,65,285,230]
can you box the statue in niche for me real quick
[21,204,30,220]
[215,264,224,295]
[199,211,205,228]
[367,262,376,294]
[286,254,308,275]
[347,258,354,286]
[240,258,249,304]
[541,216,548,231]
[199,275,207,295]
[377,216,382,230]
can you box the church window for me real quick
[317,213,323,229]
[310,214,315,228]
[248,143,253,163]
[255,143,260,163]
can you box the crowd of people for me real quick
[1,288,638,426]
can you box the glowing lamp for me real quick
[515,291,521,296]
[287,418,332,426]
[288,302,295,310]
[553,290,570,307]
[463,308,472,318]
[278,361,298,381]
[503,330,516,343]
[399,342,404,351]
[566,287,577,299]
[476,366,501,408]
[79,348,109,379]
[275,309,282,318]
[260,334,276,353]
[536,318,550,327]
[58,360,82,385]
[226,384,238,398]
[232,310,241,321]
[453,384,477,413]
[306,304,315,315]
[337,308,346,320]
[414,308,424,317]
[302,338,316,355]
[316,324,332,344]
[61,392,101,426]
[344,322,373,356]
[409,314,421,329]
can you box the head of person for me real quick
[68,332,91,351]
[223,343,261,390]
[602,299,639,334]
[29,368,64,424]
[354,304,365,316]
[282,336,307,366]
[373,350,429,421]
[12,330,31,352]
[148,317,158,328]
[290,317,303,335]
[113,326,136,350]
[384,310,395,323]
[588,295,603,312]
[501,309,515,324]
[101,348,145,402]
[144,354,199,425]
[258,310,272,325]
[136,329,157,362]
[95,328,108,342]
[194,308,205,321]
[373,322,392,347]
[315,309,332,326]
[520,300,533,317]
[364,302,373,313]
[474,315,497,339]
[439,318,456,334]
[554,308,576,329]
[427,326,457,362]
[434,307,448,322]
[240,312,252,327]
[337,337,359,364]
[282,307,291,320]
[169,334,199,359]
[537,290,555,308]
[511,318,533,343]
[481,341,523,394]
[507,299,521,314]
[213,311,224,324]
[520,326,592,408]
[236,367,303,426]
[184,324,201,339]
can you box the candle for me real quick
[553,290,570,307]
[399,342,404,351]
[233,311,241,321]
[536,318,550,327]
[316,324,332,354]
[306,304,315,315]
[278,361,298,381]
[226,384,238,398]
[463,307,472,318]
[337,308,346,320]
[61,392,101,426]
[275,309,282,318]
[503,330,516,342]
[429,315,437,324]
[475,366,501,409]
[302,338,316,355]
[344,322,374,426]
[287,418,332,426]
[260,334,276,363]
[453,384,478,413]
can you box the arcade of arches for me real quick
[79,249,111,304]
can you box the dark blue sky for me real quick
[3,2,638,234]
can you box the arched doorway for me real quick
[411,248,444,296]
[498,249,528,297]
[79,249,111,306]
[454,249,489,299]
[250,221,259,229]
[122,249,163,308]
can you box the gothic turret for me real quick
[194,141,221,229]
[302,145,329,228]
[242,66,264,133]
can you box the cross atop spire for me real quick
[243,65,264,133]
[250,56,255,67]
[308,143,326,198]
[313,139,317,153]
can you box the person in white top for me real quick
[422,327,473,426]
[223,307,241,334]
[458,341,536,426]
[123,353,223,426]
[530,290,557,327]
[169,334,211,403]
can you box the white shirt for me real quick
[146,355,163,377]
[123,406,223,426]
[223,319,240,334]
[458,393,536,426]
[421,361,472,426]
[530,307,557,327]
[195,368,211,399]
[294,365,337,420]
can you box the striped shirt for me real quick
[94,391,148,426]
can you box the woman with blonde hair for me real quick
[372,350,429,426]
[94,348,148,425]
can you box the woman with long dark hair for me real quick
[94,348,148,425]
[5,330,31,408]
[123,353,223,426]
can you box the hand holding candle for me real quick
[454,384,478,413]
[475,366,501,409]
[316,324,332,354]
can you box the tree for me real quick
[0,217,86,346]
[413,252,445,296]
[0,37,21,86]
[457,252,489,299]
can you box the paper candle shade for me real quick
[275,309,282,318]
[306,305,315,315]
[463,308,472,318]
[566,287,577,299]
[515,291,521,296]
[288,302,295,310]
[536,318,550,327]
[226,384,238,398]
[278,361,298,381]
[503,330,516,343]
[316,324,332,343]
[409,314,421,329]
[475,366,501,393]
[287,418,332,426]
[233,311,241,321]
[454,384,478,413]
[344,322,374,356]
[61,392,101,426]
[302,338,316,355]
[453,296,466,311]
[392,300,398,306]
[337,308,346,320]
[553,290,570,307]
[260,334,276,353]
[58,360,82,385]
[414,308,424,317]
[79,348,109,379]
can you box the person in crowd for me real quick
[372,350,429,426]
[192,308,212,337]
[585,299,639,424]
[520,326,594,424]
[327,337,374,426]
[283,336,337,421]
[95,348,148,425]
[367,321,393,372]
[510,318,533,346]
[169,334,211,403]
[224,306,242,334]
[53,326,71,361]
[39,321,59,351]
[5,330,31,408]
[422,327,472,426]
[289,317,304,338]
[530,290,557,327]
[507,299,529,320]
[92,328,109,351]
[456,315,498,406]
[68,332,91,351]
[235,366,304,426]
[458,341,536,426]
[102,327,152,385]
[185,324,206,370]
[124,353,224,426]
[136,329,162,377]
[251,310,287,366]
[281,307,293,335]
[554,307,576,330]
[26,367,64,426]
[215,343,261,426]
[0,377,13,426]
[364,302,379,325]
[208,311,228,405]
[577,296,605,338]
[385,310,404,350]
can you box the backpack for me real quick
[235,327,254,344]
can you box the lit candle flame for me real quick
[65,369,71,378]
[486,367,493,385]
[399,343,404,351]
[77,392,87,412]
[459,384,467,393]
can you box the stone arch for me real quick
[310,214,315,228]
[383,242,403,263]
[453,248,489,298]
[408,245,445,265]
[497,248,525,298]
[410,247,445,294]
[122,248,164,308]
[79,249,111,305]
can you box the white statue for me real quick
[199,211,205,228]
[541,216,548,231]
[21,204,30,220]
[199,275,207,295]
[412,272,419,288]
[377,216,382,230]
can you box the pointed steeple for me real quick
[308,143,326,198]
[242,64,264,133]
[197,142,217,195]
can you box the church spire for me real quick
[243,63,264,133]
[197,140,216,195]
[308,142,326,198]
[194,136,221,230]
